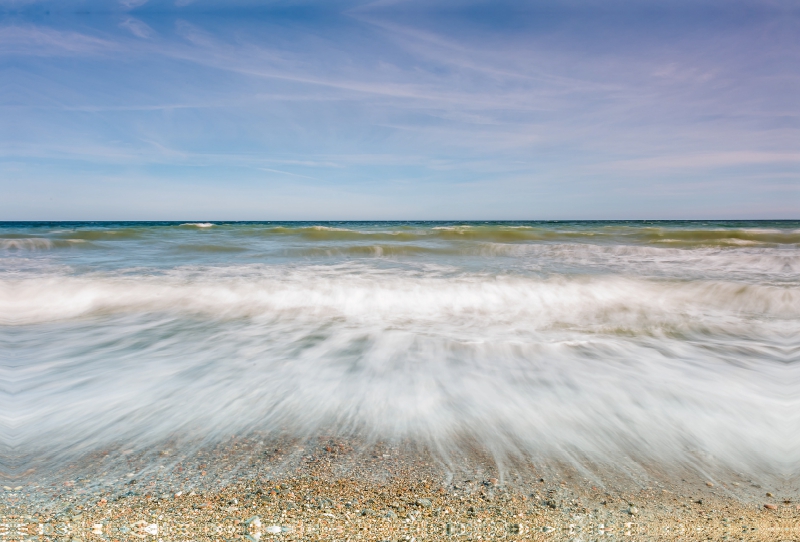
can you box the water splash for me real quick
[1,221,797,488]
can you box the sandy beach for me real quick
[4,437,797,541]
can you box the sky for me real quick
[1,0,798,220]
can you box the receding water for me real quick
[1,221,798,487]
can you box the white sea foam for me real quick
[0,238,90,250]
[309,225,354,231]
[1,266,797,482]
[180,222,214,228]
[0,238,54,250]
[0,269,797,325]
[1,222,798,486]
[465,244,796,288]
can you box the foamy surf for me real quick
[1,221,797,491]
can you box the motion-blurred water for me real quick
[1,221,798,484]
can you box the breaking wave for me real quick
[1,269,797,325]
[2,221,798,487]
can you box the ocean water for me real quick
[1,221,798,487]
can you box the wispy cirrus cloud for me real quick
[120,18,155,39]
[174,19,217,47]
[119,0,149,9]
[0,25,117,55]
[2,2,798,219]
[602,152,800,171]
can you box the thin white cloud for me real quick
[651,62,717,83]
[175,20,216,47]
[353,16,625,98]
[119,0,149,9]
[0,0,42,6]
[157,42,564,112]
[119,18,155,39]
[0,25,117,56]
[602,152,800,171]
[258,168,319,180]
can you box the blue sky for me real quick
[2,0,798,219]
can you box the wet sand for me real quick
[3,438,796,541]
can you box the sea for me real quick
[1,221,798,493]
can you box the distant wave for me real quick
[221,225,800,246]
[3,223,799,249]
[0,238,89,250]
[173,243,248,253]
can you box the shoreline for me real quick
[4,439,796,541]
[3,474,797,541]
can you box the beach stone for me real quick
[416,498,432,508]
[628,505,639,515]
[764,503,777,510]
